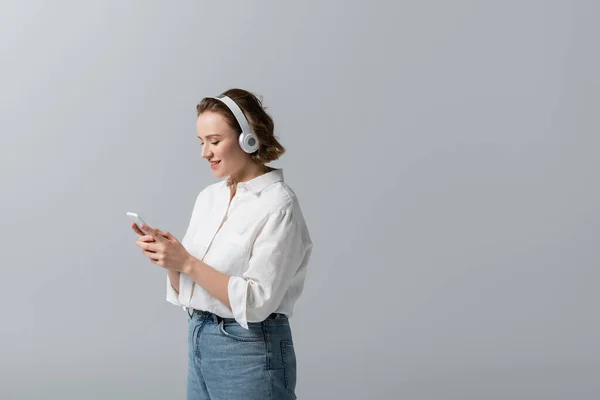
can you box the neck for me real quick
[229,163,271,186]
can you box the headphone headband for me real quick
[212,95,254,137]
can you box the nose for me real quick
[201,144,212,159]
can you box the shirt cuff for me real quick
[228,276,249,329]
[166,274,181,307]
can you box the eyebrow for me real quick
[197,134,221,140]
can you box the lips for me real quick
[210,160,221,169]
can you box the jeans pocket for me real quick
[281,340,297,392]
[218,319,264,342]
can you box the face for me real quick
[196,111,251,179]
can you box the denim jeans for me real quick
[186,309,297,400]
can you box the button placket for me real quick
[188,191,234,304]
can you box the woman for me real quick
[131,88,313,399]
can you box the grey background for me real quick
[1,1,598,399]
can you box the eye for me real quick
[211,141,220,145]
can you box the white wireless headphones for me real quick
[212,94,259,154]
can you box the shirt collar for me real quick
[223,168,284,195]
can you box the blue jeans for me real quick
[186,309,297,400]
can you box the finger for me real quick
[141,224,164,242]
[142,249,160,261]
[132,223,158,239]
[146,252,167,268]
[131,223,145,236]
[138,235,156,243]
[137,241,160,252]
[156,230,171,239]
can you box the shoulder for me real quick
[259,182,312,243]
[259,181,302,215]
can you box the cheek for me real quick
[219,142,241,161]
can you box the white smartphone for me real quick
[126,212,147,228]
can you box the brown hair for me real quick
[196,88,285,165]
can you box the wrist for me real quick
[181,254,196,275]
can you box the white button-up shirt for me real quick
[166,168,313,329]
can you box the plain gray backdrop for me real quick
[1,1,598,399]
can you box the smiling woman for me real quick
[197,89,286,171]
[133,88,313,400]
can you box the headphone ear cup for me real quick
[239,132,259,153]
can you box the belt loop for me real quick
[187,307,193,318]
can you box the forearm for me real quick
[182,256,232,309]
[167,270,180,293]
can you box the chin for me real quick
[213,168,227,178]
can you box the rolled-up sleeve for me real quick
[166,275,181,306]
[228,208,306,329]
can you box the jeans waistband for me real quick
[187,308,285,323]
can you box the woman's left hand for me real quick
[136,224,191,272]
